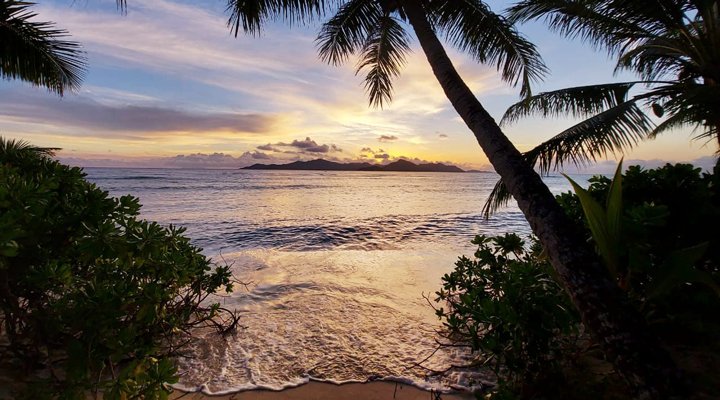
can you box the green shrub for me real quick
[434,234,580,398]
[0,139,236,399]
[558,163,720,334]
[436,163,720,398]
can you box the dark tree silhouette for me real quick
[0,0,86,95]
[484,0,720,216]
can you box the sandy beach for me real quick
[171,382,476,400]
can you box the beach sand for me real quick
[172,382,476,400]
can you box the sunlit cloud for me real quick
[275,137,343,153]
[378,135,398,143]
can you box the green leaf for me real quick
[562,173,615,277]
[647,243,720,299]
[0,240,19,257]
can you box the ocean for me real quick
[84,168,588,395]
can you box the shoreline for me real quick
[170,381,476,400]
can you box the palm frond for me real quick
[528,100,653,174]
[0,0,86,95]
[506,0,669,55]
[615,37,696,81]
[356,13,411,108]
[482,178,512,219]
[500,82,639,125]
[428,0,548,97]
[483,98,653,218]
[648,112,699,139]
[0,137,59,157]
[316,0,381,66]
[646,83,720,142]
[225,0,328,36]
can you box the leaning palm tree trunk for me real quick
[402,1,678,397]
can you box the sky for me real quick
[1,0,717,172]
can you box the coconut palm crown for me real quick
[226,0,548,107]
[0,0,86,95]
[481,0,720,217]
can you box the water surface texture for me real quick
[85,168,586,394]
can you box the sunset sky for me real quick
[1,0,717,171]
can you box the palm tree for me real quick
[0,0,86,95]
[482,0,720,216]
[0,136,59,157]
[223,0,679,396]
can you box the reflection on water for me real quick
[84,168,588,394]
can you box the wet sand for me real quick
[171,382,475,400]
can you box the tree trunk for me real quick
[402,1,681,398]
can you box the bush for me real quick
[0,139,236,399]
[436,163,720,398]
[557,163,720,334]
[434,234,580,398]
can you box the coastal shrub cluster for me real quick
[436,163,720,399]
[0,139,237,399]
[434,234,580,398]
[558,163,720,335]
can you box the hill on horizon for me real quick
[242,158,465,172]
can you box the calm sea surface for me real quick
[84,168,589,394]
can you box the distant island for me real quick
[242,158,466,172]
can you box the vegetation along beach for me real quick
[1,0,719,399]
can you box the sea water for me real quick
[84,168,588,394]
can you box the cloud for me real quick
[374,153,390,160]
[360,147,375,153]
[250,151,270,159]
[163,152,246,168]
[0,89,276,136]
[155,151,277,168]
[439,134,448,139]
[378,135,398,143]
[257,144,277,151]
[274,137,343,153]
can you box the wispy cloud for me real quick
[378,135,398,143]
[0,89,276,137]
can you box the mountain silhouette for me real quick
[242,158,464,172]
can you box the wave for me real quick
[193,211,529,253]
[92,176,168,181]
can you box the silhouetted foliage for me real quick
[311,0,547,107]
[434,233,581,398]
[557,163,720,335]
[440,163,720,398]
[0,0,86,95]
[484,0,720,217]
[0,138,237,399]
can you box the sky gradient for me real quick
[1,0,717,171]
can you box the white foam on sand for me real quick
[172,249,493,396]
